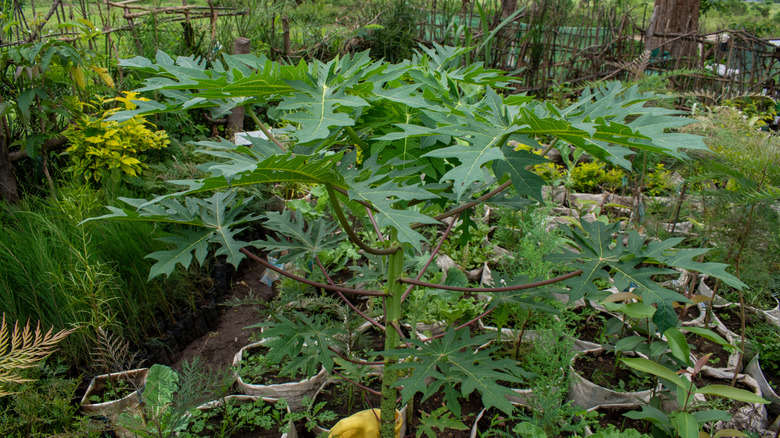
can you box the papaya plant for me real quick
[88,45,744,437]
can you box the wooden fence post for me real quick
[226,37,251,136]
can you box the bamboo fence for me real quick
[420,0,780,100]
[2,0,780,101]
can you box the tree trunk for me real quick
[645,0,700,59]
[500,0,518,19]
[0,115,20,204]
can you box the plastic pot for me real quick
[567,351,656,410]
[186,395,297,438]
[745,355,780,415]
[233,341,328,404]
[695,367,769,435]
[80,368,149,417]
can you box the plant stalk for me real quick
[380,249,404,438]
[326,185,400,256]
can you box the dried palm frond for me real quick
[0,314,75,397]
[90,327,138,374]
[606,50,651,81]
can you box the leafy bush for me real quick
[63,92,170,184]
[0,363,100,437]
[643,163,674,196]
[570,161,606,192]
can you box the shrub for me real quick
[643,163,673,196]
[571,161,605,192]
[63,92,170,184]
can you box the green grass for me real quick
[0,182,204,366]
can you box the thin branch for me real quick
[419,307,497,343]
[314,255,385,332]
[401,216,458,302]
[332,369,382,396]
[240,248,386,296]
[398,269,584,293]
[532,139,558,167]
[366,206,385,242]
[390,321,413,349]
[328,345,385,366]
[245,106,285,151]
[411,180,513,230]
[326,186,399,256]
[332,186,376,212]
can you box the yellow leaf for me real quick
[89,65,114,89]
[70,66,86,89]
[84,136,103,143]
[120,156,141,166]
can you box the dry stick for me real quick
[327,186,400,256]
[730,201,759,387]
[52,12,247,41]
[240,248,386,297]
[314,255,385,332]
[669,182,688,234]
[399,269,583,293]
[24,0,62,43]
[400,216,458,303]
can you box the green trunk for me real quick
[380,249,404,438]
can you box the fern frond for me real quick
[0,314,75,397]
[607,50,651,80]
[91,327,137,374]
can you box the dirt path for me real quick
[174,263,275,371]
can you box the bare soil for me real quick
[574,351,655,392]
[174,262,275,372]
[685,334,732,368]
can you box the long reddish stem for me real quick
[313,255,386,331]
[399,269,583,293]
[401,216,458,302]
[240,248,386,296]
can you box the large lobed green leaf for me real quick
[388,328,525,417]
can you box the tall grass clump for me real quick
[358,0,426,62]
[0,184,203,366]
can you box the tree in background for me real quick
[645,0,701,58]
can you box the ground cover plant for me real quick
[80,42,773,437]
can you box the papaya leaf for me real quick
[348,179,440,251]
[145,229,213,280]
[252,312,342,376]
[140,153,347,206]
[492,142,548,202]
[252,210,345,263]
[388,328,523,417]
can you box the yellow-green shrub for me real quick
[602,168,625,192]
[570,161,605,192]
[644,163,673,196]
[63,92,169,184]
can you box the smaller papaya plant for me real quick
[89,46,747,438]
